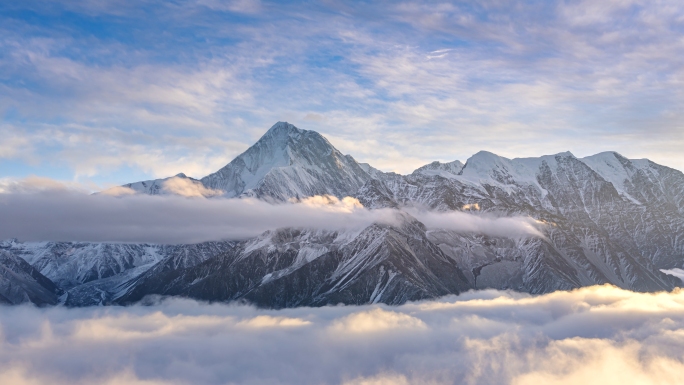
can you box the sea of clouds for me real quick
[0,285,683,385]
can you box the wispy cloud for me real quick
[407,208,547,239]
[1,0,684,181]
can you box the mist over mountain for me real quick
[1,122,683,307]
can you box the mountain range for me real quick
[2,121,683,306]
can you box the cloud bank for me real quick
[0,179,545,244]
[0,285,682,384]
[160,176,223,198]
[0,190,398,244]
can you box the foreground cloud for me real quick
[0,285,682,384]
[0,180,546,243]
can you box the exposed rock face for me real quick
[117,214,470,308]
[2,240,236,306]
[0,250,62,305]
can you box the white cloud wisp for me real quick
[407,208,546,239]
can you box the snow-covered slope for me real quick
[120,122,373,200]
[6,241,167,289]
[200,122,372,201]
[2,240,236,306]
[412,160,464,178]
[581,152,650,202]
[581,152,684,212]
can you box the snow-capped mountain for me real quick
[358,150,683,292]
[2,122,683,307]
[200,122,372,201]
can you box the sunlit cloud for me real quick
[0,176,89,194]
[329,308,427,334]
[99,186,137,196]
[295,195,365,213]
[0,285,682,384]
[160,176,222,198]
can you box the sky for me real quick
[1,0,684,187]
[1,285,683,384]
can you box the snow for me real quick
[5,241,166,289]
[580,151,651,203]
[412,160,464,178]
[358,163,385,179]
[199,121,371,200]
[457,151,572,196]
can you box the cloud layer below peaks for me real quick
[0,285,683,385]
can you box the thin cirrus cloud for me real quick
[1,0,684,183]
[0,285,682,384]
[0,177,545,244]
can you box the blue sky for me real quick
[1,0,684,187]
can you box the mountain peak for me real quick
[252,122,331,156]
[412,160,464,177]
[262,121,305,140]
[200,122,370,200]
[553,151,575,158]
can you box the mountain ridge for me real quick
[118,122,677,207]
[3,122,684,307]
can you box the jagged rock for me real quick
[0,250,62,305]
